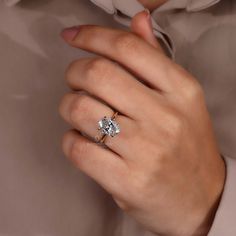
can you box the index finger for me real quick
[61,25,175,93]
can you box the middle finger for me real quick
[65,56,160,121]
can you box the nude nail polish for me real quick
[144,8,153,28]
[61,26,81,42]
[144,8,151,20]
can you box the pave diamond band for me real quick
[97,111,120,143]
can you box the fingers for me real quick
[61,24,176,92]
[59,92,114,141]
[59,92,140,158]
[65,57,160,120]
[131,9,164,52]
[62,130,128,196]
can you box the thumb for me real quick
[131,9,164,53]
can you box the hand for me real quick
[59,10,226,236]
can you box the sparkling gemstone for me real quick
[98,116,120,137]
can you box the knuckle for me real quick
[173,65,205,103]
[114,32,140,55]
[65,60,80,80]
[70,95,90,124]
[85,57,112,85]
[183,78,204,101]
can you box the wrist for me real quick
[192,154,226,236]
[175,154,226,236]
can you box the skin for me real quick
[59,9,226,236]
[138,0,167,11]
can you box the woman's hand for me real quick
[59,11,226,236]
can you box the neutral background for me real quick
[0,0,152,235]
[1,0,236,235]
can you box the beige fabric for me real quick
[1,0,236,235]
[91,0,175,57]
[3,0,21,7]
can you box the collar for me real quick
[90,0,221,15]
[5,0,221,11]
[90,0,221,58]
[187,0,221,11]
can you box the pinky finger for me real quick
[62,130,128,196]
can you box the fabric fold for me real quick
[90,0,115,14]
[89,0,221,58]
[7,0,222,57]
[90,0,175,58]
[207,155,236,236]
[187,0,221,12]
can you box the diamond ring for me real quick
[97,111,120,143]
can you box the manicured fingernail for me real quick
[144,8,153,29]
[144,8,150,20]
[61,26,81,41]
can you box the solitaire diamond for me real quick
[98,116,120,137]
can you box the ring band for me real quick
[97,111,120,144]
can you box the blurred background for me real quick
[0,1,147,235]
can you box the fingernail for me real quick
[144,8,153,28]
[144,8,150,20]
[61,26,81,42]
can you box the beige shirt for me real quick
[1,0,235,235]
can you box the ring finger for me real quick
[59,92,139,158]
